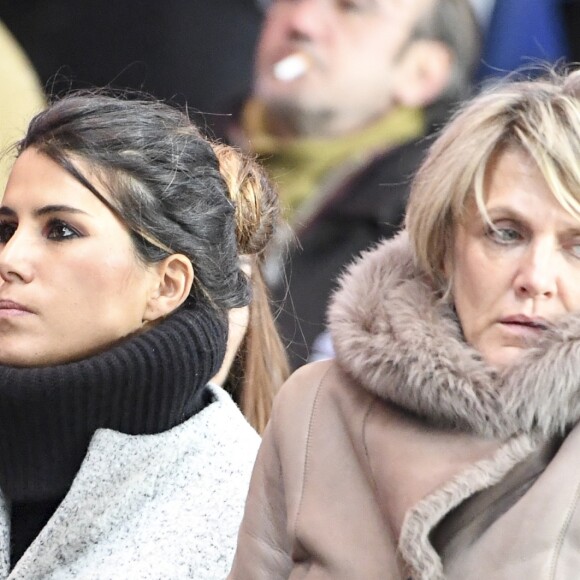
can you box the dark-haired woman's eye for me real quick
[45,220,81,241]
[0,222,17,244]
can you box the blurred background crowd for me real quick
[1,0,580,368]
[2,1,578,119]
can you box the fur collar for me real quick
[328,232,580,439]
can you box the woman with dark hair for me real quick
[230,68,580,579]
[0,92,280,577]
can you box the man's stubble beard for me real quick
[264,98,336,139]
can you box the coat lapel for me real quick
[0,491,9,577]
[9,426,166,578]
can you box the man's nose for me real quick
[285,0,333,40]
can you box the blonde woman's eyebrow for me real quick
[484,206,529,224]
[486,205,580,234]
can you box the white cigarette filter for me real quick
[273,53,310,82]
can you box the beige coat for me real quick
[229,233,580,579]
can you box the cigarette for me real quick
[273,53,310,82]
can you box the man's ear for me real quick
[392,39,453,109]
[143,254,194,322]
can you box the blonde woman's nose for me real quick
[513,242,557,300]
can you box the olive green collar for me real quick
[242,100,425,217]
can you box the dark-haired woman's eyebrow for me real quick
[0,207,16,218]
[33,205,90,218]
[0,205,91,218]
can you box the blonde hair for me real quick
[212,142,290,432]
[406,67,580,292]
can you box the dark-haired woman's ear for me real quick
[142,254,195,322]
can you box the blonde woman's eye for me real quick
[485,225,522,244]
[567,241,580,259]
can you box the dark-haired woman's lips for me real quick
[0,300,34,317]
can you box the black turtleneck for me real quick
[0,302,227,567]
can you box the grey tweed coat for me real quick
[3,385,260,579]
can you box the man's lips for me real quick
[273,52,311,82]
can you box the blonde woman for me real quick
[230,68,580,579]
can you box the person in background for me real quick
[229,68,580,578]
[475,0,571,82]
[0,0,263,125]
[0,19,45,190]
[0,91,280,577]
[209,143,290,433]
[219,0,481,368]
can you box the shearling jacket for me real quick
[229,233,580,579]
[4,385,260,579]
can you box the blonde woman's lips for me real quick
[273,53,310,82]
[500,314,550,329]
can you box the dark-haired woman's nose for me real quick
[0,231,34,284]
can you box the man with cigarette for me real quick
[220,0,481,368]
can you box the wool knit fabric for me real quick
[0,302,227,566]
[1,384,259,579]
